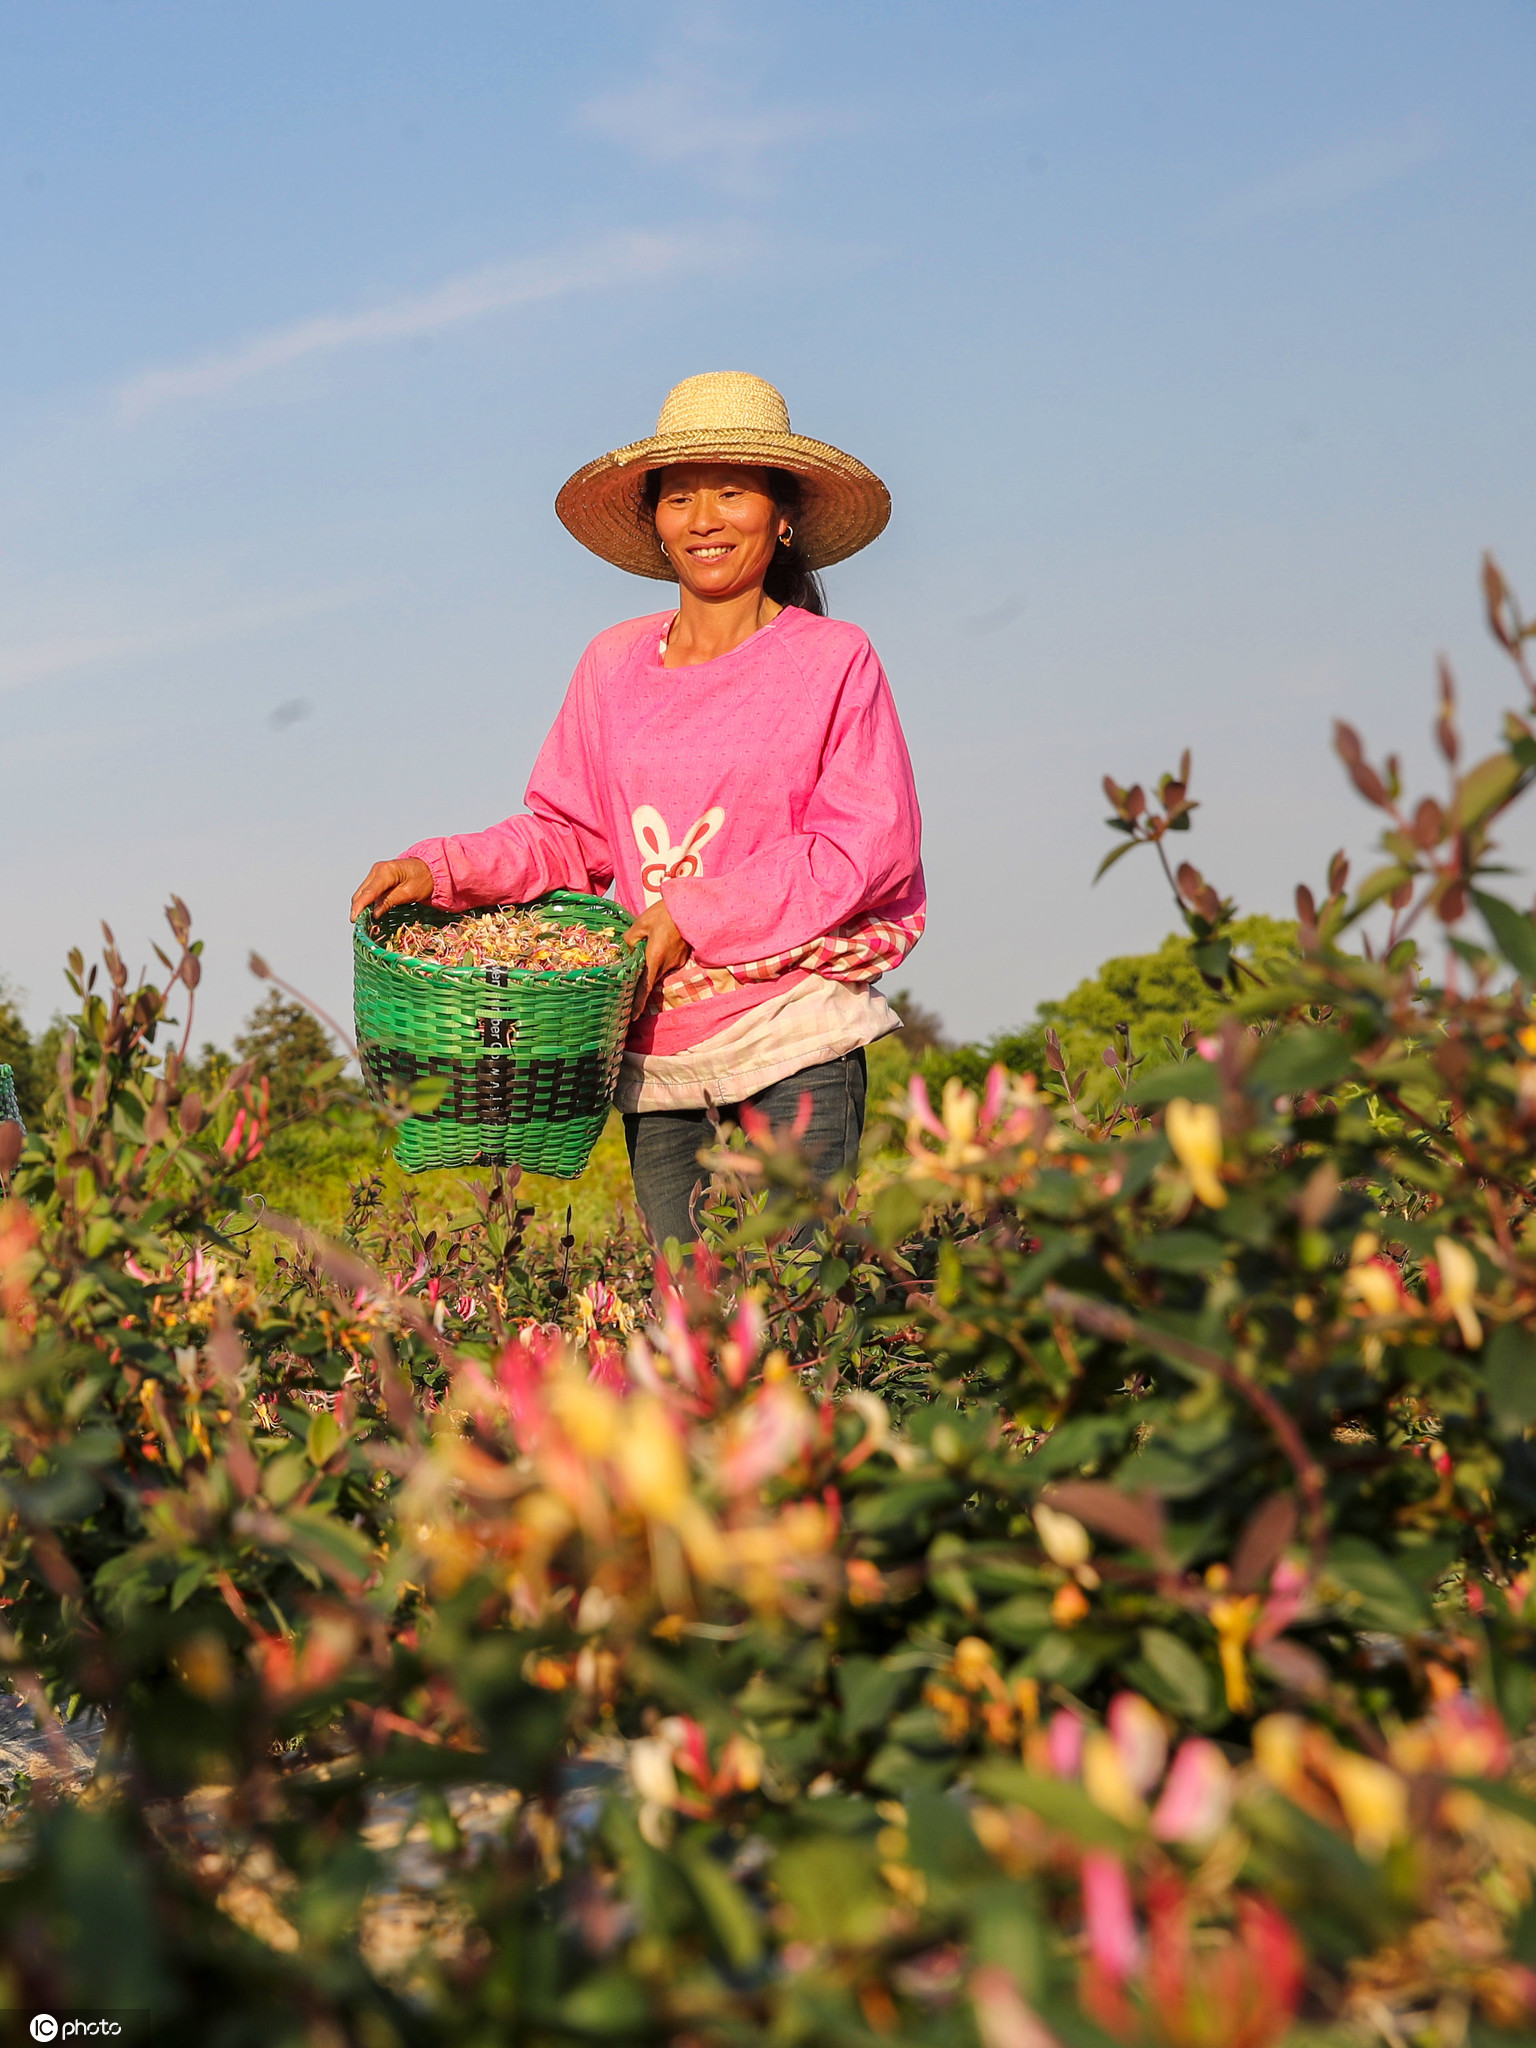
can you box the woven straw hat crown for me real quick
[555,371,890,582]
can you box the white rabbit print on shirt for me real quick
[631,806,725,906]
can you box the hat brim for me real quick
[555,428,890,580]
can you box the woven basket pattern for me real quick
[0,1065,21,1131]
[353,892,642,1177]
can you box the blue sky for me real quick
[5,1,1536,1050]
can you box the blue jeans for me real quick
[624,1049,868,1248]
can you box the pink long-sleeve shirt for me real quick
[404,606,925,1057]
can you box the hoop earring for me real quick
[659,541,669,559]
[778,525,794,547]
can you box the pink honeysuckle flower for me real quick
[587,1339,628,1395]
[738,1101,772,1145]
[625,1332,668,1396]
[182,1249,217,1299]
[906,1073,947,1141]
[1108,1692,1168,1796]
[495,1338,551,1452]
[983,1062,1010,1133]
[1252,1555,1310,1646]
[1081,1851,1139,1983]
[583,1279,618,1326]
[718,1380,812,1494]
[1047,1708,1085,1780]
[658,1714,712,1787]
[1196,1036,1221,1061]
[1150,1737,1234,1844]
[725,1294,766,1387]
[970,1964,1061,2048]
[221,1108,247,1159]
[1393,1690,1510,1778]
[656,1282,709,1392]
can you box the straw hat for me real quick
[555,371,890,581]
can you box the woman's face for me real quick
[652,463,789,601]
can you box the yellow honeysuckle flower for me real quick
[1327,1749,1409,1860]
[940,1076,979,1147]
[1082,1728,1147,1827]
[1165,1097,1227,1208]
[614,1398,691,1520]
[1434,1236,1483,1347]
[1344,1263,1405,1318]
[547,1374,621,1457]
[953,1636,998,1691]
[1209,1592,1261,1714]
[1034,1503,1092,1568]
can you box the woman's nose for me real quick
[688,496,725,532]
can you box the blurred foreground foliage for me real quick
[6,562,1536,2044]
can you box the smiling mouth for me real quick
[688,545,733,560]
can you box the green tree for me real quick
[909,916,1296,1104]
[1039,911,1296,1078]
[231,990,347,1119]
[0,981,38,1122]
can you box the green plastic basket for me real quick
[353,892,643,1177]
[0,1065,21,1131]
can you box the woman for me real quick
[350,371,925,1246]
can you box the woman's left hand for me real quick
[625,900,692,1007]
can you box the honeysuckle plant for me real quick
[6,560,1536,2042]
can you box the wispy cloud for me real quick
[576,62,859,197]
[0,582,374,692]
[116,229,738,420]
[1212,115,1446,229]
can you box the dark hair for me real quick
[641,465,827,616]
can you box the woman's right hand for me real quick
[349,857,435,923]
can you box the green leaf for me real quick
[263,1450,310,1506]
[1348,864,1415,918]
[1024,1630,1119,1692]
[1135,1230,1227,1275]
[676,1834,763,1970]
[771,1835,890,1946]
[1325,1537,1431,1634]
[407,1075,450,1116]
[1456,750,1525,828]
[1250,1029,1354,1095]
[869,1181,924,1249]
[1190,938,1232,986]
[559,1970,655,2035]
[306,1410,343,1468]
[1129,1061,1218,1108]
[1133,1627,1216,1721]
[838,1657,916,1740]
[1473,890,1536,982]
[983,1593,1055,1646]
[849,1478,956,1533]
[169,1560,207,1611]
[1092,839,1141,883]
[1486,1323,1536,1435]
[280,1505,375,1591]
[904,1788,993,1885]
[969,1763,1134,1849]
[1461,1776,1536,1834]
